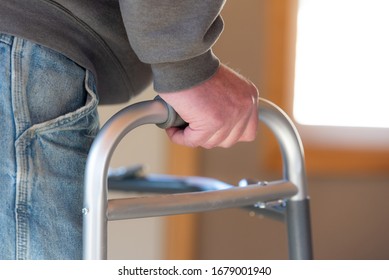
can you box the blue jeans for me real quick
[0,34,99,259]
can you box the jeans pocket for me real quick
[25,70,100,179]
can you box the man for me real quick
[0,0,258,259]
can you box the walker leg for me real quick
[286,199,313,260]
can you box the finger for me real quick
[237,109,258,142]
[201,127,233,149]
[212,120,249,148]
[209,108,258,148]
[166,126,214,148]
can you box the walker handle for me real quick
[154,96,187,129]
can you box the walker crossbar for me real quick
[107,180,296,220]
[107,172,288,221]
[82,98,313,260]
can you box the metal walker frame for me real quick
[82,97,313,260]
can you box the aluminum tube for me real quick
[108,173,289,221]
[258,98,312,259]
[258,98,308,201]
[286,199,313,259]
[82,100,170,260]
[107,181,297,220]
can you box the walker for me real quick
[82,97,313,260]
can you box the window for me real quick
[293,0,389,149]
[275,0,389,175]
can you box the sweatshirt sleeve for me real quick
[119,0,225,92]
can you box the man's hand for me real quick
[159,64,259,149]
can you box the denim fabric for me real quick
[0,34,99,259]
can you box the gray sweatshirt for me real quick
[0,0,225,104]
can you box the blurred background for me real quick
[99,0,389,259]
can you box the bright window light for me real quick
[293,0,389,128]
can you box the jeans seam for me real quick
[11,37,31,260]
[11,38,32,137]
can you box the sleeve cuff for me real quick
[151,50,220,93]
